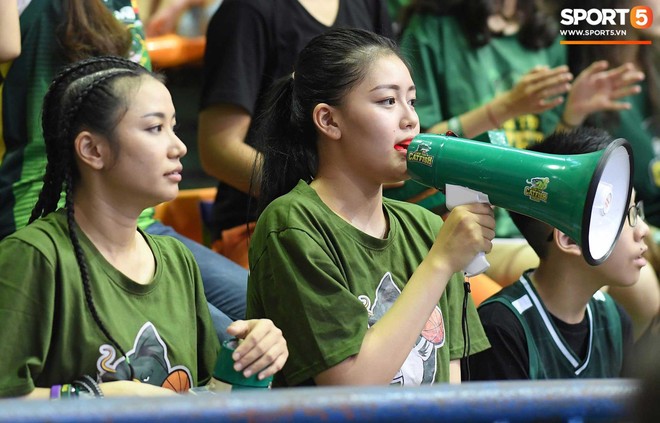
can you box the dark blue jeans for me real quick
[146,221,247,342]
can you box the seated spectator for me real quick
[0,0,248,343]
[247,28,494,387]
[0,55,287,399]
[465,128,640,380]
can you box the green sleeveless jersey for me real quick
[482,273,624,379]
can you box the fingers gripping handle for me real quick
[445,184,491,277]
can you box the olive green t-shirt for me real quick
[247,181,489,387]
[0,210,218,397]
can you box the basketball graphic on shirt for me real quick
[421,308,445,345]
[163,369,191,392]
[97,322,194,393]
[368,272,442,385]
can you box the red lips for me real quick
[395,138,413,152]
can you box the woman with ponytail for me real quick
[0,56,287,399]
[247,28,494,387]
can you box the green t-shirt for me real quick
[386,14,566,236]
[247,181,489,387]
[481,273,624,379]
[0,210,218,398]
[0,0,154,240]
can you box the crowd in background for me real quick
[0,0,658,411]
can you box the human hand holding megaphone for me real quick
[428,200,496,277]
[444,185,494,276]
[406,133,633,276]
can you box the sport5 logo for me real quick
[560,6,653,29]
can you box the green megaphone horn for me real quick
[406,133,633,276]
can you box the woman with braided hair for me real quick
[0,55,287,399]
[1,0,251,345]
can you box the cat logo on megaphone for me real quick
[524,177,550,203]
[408,142,434,167]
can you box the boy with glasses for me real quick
[464,127,643,380]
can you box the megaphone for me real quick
[406,133,633,276]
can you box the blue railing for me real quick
[0,379,639,422]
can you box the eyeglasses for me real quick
[627,201,645,227]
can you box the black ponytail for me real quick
[254,28,403,212]
[255,74,318,214]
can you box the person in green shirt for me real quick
[0,0,250,345]
[247,28,494,387]
[0,55,287,399]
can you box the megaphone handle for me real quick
[445,184,491,277]
[463,252,490,277]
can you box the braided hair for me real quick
[31,56,159,378]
